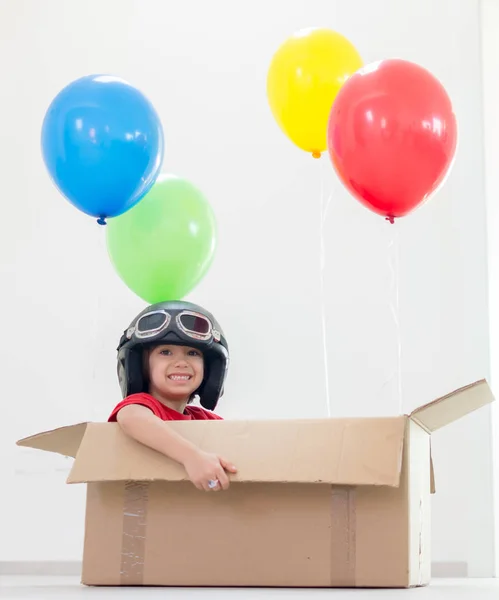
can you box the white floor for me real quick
[0,577,498,599]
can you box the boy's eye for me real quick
[188,350,201,357]
[159,349,171,356]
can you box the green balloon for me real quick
[106,174,217,303]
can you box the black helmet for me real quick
[117,300,229,411]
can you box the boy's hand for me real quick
[182,449,237,492]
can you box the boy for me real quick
[108,300,237,492]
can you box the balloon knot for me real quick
[97,217,107,226]
[386,215,395,224]
[312,151,321,159]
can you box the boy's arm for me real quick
[116,404,237,491]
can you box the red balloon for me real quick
[327,59,457,222]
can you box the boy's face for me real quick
[147,344,204,401]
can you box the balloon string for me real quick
[91,226,107,392]
[320,159,332,418]
[388,224,403,414]
[376,223,403,414]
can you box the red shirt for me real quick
[108,392,223,422]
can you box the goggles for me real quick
[126,310,221,344]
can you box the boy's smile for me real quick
[168,374,192,382]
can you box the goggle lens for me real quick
[136,312,170,337]
[179,313,211,335]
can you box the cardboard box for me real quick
[17,379,494,588]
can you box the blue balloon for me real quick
[41,75,164,223]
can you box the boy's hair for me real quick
[142,344,200,404]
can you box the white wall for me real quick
[0,0,495,576]
[481,0,499,578]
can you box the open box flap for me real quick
[409,379,494,433]
[16,423,88,458]
[67,417,407,486]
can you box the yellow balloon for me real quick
[267,28,363,158]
